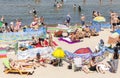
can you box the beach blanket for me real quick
[58,37,80,44]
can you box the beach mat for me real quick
[58,37,80,44]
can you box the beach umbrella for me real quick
[93,16,106,22]
[52,47,66,58]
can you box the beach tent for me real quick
[74,47,92,59]
[52,47,66,58]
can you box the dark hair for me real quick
[32,36,35,39]
[92,57,95,61]
[5,22,8,26]
[36,53,41,59]
[39,38,44,42]
[100,39,104,45]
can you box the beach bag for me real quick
[68,63,72,69]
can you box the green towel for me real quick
[0,22,3,27]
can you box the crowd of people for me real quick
[7,41,120,74]
[0,7,46,33]
[68,40,120,74]
[19,32,57,51]
[54,0,63,8]
[0,0,120,76]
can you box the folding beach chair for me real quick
[3,58,34,75]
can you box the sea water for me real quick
[0,0,120,26]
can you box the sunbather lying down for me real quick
[3,58,35,75]
[96,63,110,74]
[33,53,48,67]
[9,58,35,70]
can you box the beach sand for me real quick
[0,28,120,78]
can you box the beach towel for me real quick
[52,41,58,46]
[58,37,80,44]
[0,48,7,58]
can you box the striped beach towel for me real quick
[0,48,7,58]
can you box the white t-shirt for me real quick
[97,64,109,71]
[73,57,82,67]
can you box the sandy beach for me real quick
[0,28,120,78]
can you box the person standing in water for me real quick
[80,14,86,27]
[65,13,71,26]
[78,5,81,12]
[32,8,37,17]
[110,0,112,4]
[61,0,63,2]
[99,0,102,5]
[83,0,86,5]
